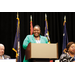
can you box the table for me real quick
[0,59,16,62]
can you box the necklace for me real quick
[34,36,40,40]
[34,37,40,43]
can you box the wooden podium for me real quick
[25,43,58,62]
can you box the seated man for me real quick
[0,44,11,59]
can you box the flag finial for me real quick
[30,15,32,21]
[45,13,47,20]
[17,12,19,18]
[64,15,66,21]
[63,15,66,26]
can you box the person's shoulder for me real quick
[4,54,11,59]
[41,36,48,40]
[60,53,67,57]
[41,35,48,42]
[26,35,33,37]
[41,35,47,39]
[25,35,33,39]
[60,53,67,59]
[4,54,10,57]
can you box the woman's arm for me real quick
[23,35,30,50]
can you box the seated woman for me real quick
[59,42,75,62]
[0,44,11,59]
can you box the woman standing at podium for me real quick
[23,25,48,62]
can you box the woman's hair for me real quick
[33,25,42,35]
[63,42,75,53]
[66,42,75,51]
[33,25,41,30]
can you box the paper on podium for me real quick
[0,59,16,62]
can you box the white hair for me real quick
[0,44,5,49]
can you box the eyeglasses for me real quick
[70,46,75,49]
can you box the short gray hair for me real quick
[0,44,5,49]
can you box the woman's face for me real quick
[33,26,40,37]
[68,44,75,54]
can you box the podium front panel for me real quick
[31,43,58,59]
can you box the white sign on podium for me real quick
[0,59,16,62]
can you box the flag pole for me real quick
[17,12,21,62]
[64,15,66,21]
[45,13,47,20]
[17,12,19,18]
[63,15,66,26]
[17,12,19,35]
[45,13,50,43]
[45,13,47,28]
[30,15,32,21]
[16,12,19,62]
[30,15,32,35]
[63,15,68,53]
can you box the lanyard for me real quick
[34,37,40,43]
[36,40,40,43]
